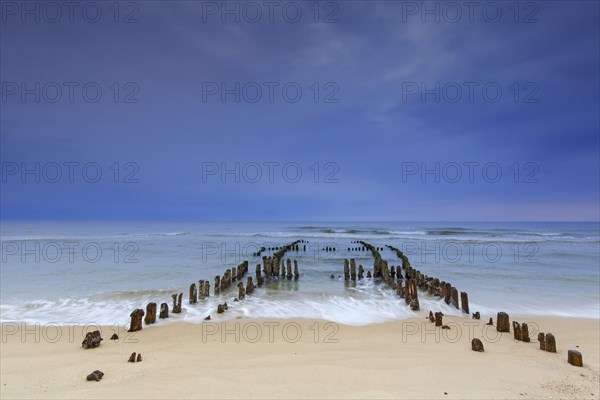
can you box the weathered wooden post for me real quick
[286,258,292,279]
[435,312,443,327]
[397,278,403,297]
[189,283,198,304]
[350,259,356,281]
[238,282,245,300]
[460,292,469,314]
[568,350,583,367]
[471,338,484,352]
[410,280,419,311]
[444,283,452,304]
[214,276,221,295]
[358,265,364,279]
[521,323,530,342]
[451,287,459,309]
[545,333,556,353]
[204,281,210,298]
[428,311,435,323]
[159,303,169,318]
[513,321,521,340]
[129,309,145,332]
[538,333,546,350]
[246,277,254,294]
[256,264,261,278]
[172,293,182,313]
[366,271,372,278]
[294,259,299,280]
[343,259,350,280]
[144,302,156,325]
[232,267,237,281]
[496,312,510,332]
[404,280,410,304]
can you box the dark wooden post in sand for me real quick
[451,287,459,309]
[520,323,530,342]
[189,283,198,304]
[145,302,157,325]
[435,312,443,327]
[538,333,545,350]
[513,321,521,340]
[129,309,145,332]
[496,312,510,332]
[545,333,556,353]
[159,303,169,318]
[350,259,356,281]
[460,292,469,314]
[568,350,583,367]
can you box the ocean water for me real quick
[1,221,598,326]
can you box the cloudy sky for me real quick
[1,1,598,221]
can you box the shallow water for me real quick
[1,221,598,326]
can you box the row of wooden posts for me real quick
[128,241,303,332]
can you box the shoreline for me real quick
[2,315,598,399]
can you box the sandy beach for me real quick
[1,315,598,399]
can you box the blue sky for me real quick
[1,1,599,221]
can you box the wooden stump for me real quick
[294,260,299,280]
[568,350,583,367]
[128,352,136,362]
[451,287,459,309]
[214,276,221,295]
[496,312,510,332]
[343,259,350,281]
[435,312,443,327]
[472,311,480,319]
[471,338,484,352]
[350,259,356,281]
[444,283,452,304]
[189,283,198,304]
[428,311,435,323]
[366,271,372,278]
[545,333,556,353]
[538,333,545,350]
[172,293,182,314]
[128,309,145,332]
[203,281,210,298]
[144,302,157,325]
[255,264,261,278]
[521,323,530,342]
[410,280,419,311]
[246,277,254,294]
[238,282,245,300]
[358,265,364,279]
[232,267,237,281]
[159,303,169,319]
[513,321,521,340]
[82,330,103,349]
[460,292,469,314]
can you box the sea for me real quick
[1,221,598,326]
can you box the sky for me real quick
[1,1,599,221]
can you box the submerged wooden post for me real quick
[410,280,419,311]
[204,281,210,298]
[444,283,452,304]
[451,287,459,309]
[496,312,510,332]
[460,292,469,314]
[159,303,169,318]
[189,283,198,304]
[232,267,237,281]
[286,258,292,279]
[129,309,145,332]
[172,293,182,313]
[214,276,221,295]
[144,302,156,325]
[343,259,350,280]
[294,259,299,280]
[238,282,245,300]
[350,259,356,281]
[255,264,261,278]
[358,265,364,279]
[246,277,254,294]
